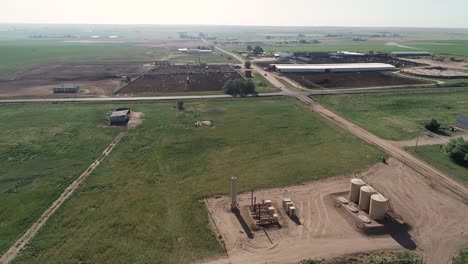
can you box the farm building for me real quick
[178,48,213,54]
[53,84,79,93]
[109,108,130,125]
[390,51,431,57]
[456,115,468,130]
[271,63,396,73]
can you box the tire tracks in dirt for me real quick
[0,131,127,264]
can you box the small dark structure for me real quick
[456,115,468,130]
[245,69,252,78]
[53,84,79,93]
[109,108,130,125]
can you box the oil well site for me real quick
[1,24,468,264]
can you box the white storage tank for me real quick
[350,178,366,203]
[359,185,376,211]
[369,193,389,220]
[268,206,275,216]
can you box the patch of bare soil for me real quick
[0,62,149,98]
[127,112,144,128]
[203,158,467,264]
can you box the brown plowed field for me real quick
[284,72,429,89]
[0,62,149,98]
[117,64,242,94]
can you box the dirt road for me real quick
[211,41,468,263]
[364,159,468,264]
[0,131,127,264]
[393,134,468,147]
[307,101,467,203]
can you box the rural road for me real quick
[2,86,468,104]
[212,42,468,264]
[394,134,468,147]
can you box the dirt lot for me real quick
[284,72,429,89]
[117,64,242,94]
[403,67,468,78]
[0,62,150,98]
[204,158,467,264]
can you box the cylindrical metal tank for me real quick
[369,193,388,220]
[350,178,366,203]
[359,185,376,211]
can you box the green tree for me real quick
[177,100,184,110]
[244,61,252,69]
[223,79,257,97]
[443,137,468,165]
[425,119,441,132]
[253,46,264,56]
[246,45,253,51]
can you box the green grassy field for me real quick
[0,40,167,78]
[405,145,468,186]
[262,43,410,53]
[167,51,240,64]
[251,73,281,93]
[12,98,382,264]
[242,39,468,56]
[0,103,125,254]
[411,40,468,57]
[317,90,468,140]
[452,249,468,264]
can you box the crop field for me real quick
[284,72,429,89]
[242,39,468,57]
[12,98,382,264]
[167,51,239,64]
[0,103,125,254]
[410,40,468,57]
[317,90,468,140]
[0,40,166,79]
[405,145,468,186]
[117,64,243,94]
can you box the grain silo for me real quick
[359,186,376,211]
[369,193,388,220]
[349,179,366,203]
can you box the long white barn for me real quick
[272,63,396,73]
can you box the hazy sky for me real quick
[2,0,468,28]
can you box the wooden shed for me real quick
[109,108,130,125]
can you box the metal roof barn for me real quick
[272,63,396,73]
[456,115,468,130]
[109,108,130,125]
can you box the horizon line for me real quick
[1,22,468,30]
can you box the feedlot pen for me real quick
[117,64,242,94]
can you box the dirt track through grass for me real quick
[0,131,127,264]
[12,98,382,264]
